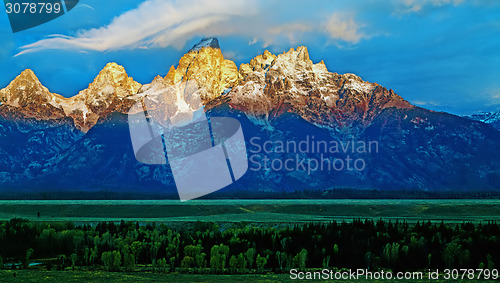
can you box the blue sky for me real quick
[0,0,499,115]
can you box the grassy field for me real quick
[0,199,498,224]
[0,269,497,282]
[0,270,284,282]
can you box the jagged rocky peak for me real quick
[0,62,143,131]
[150,75,169,86]
[240,50,276,77]
[188,37,220,53]
[136,75,169,97]
[228,46,413,131]
[18,68,37,81]
[165,37,239,101]
[86,62,141,96]
[273,46,314,71]
[0,38,413,133]
[61,62,142,132]
[1,69,53,104]
[239,46,328,82]
[0,69,67,119]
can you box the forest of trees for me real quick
[0,218,498,274]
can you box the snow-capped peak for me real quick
[188,37,220,53]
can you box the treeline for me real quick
[0,189,498,200]
[203,189,500,200]
[0,218,498,273]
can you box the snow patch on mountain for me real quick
[465,111,500,130]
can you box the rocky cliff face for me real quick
[62,62,142,132]
[165,38,240,101]
[0,70,67,120]
[0,63,141,132]
[228,46,413,132]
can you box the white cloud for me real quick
[269,22,313,44]
[324,13,365,44]
[15,0,370,55]
[16,0,256,55]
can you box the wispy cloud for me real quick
[324,12,365,44]
[412,100,442,107]
[268,22,313,45]
[16,0,256,55]
[76,4,95,10]
[393,0,464,14]
[487,90,500,106]
[15,0,370,56]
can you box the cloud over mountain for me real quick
[16,0,369,55]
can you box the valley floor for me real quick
[0,199,498,224]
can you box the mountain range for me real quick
[465,111,500,131]
[0,37,499,197]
